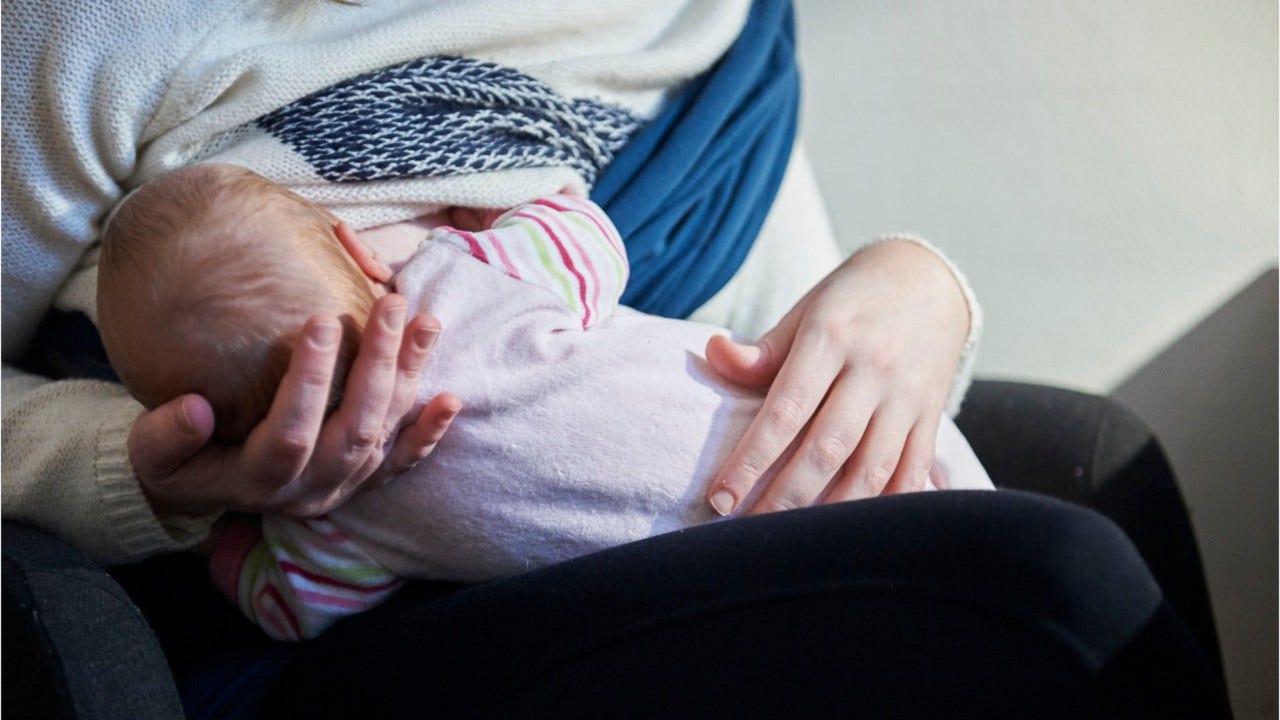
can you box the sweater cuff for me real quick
[93,405,220,558]
[867,233,983,418]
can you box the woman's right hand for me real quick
[127,294,461,519]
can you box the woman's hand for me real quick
[704,238,970,515]
[128,294,461,519]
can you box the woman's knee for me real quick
[913,490,1165,669]
[696,491,1166,670]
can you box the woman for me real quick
[1,1,1228,717]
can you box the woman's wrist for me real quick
[854,234,983,415]
[865,236,973,324]
[93,399,213,556]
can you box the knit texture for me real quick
[256,56,642,188]
[0,369,214,563]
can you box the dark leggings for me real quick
[264,492,1226,718]
[103,382,1230,719]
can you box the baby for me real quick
[98,163,994,641]
[97,164,375,443]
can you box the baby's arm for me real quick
[433,195,629,328]
[209,514,403,641]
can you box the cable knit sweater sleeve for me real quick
[1,367,214,562]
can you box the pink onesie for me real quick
[211,195,994,641]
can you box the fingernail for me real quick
[311,322,339,348]
[710,490,736,516]
[740,344,764,367]
[178,395,196,434]
[178,395,213,438]
[383,302,407,329]
[414,325,439,349]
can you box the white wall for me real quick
[794,0,1277,393]
[793,2,1278,717]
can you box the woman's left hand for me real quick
[703,238,971,515]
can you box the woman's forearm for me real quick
[1,364,213,564]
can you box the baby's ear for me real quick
[334,221,393,282]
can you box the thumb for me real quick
[705,307,803,388]
[705,335,770,387]
[127,394,216,481]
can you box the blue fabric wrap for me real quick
[593,0,799,320]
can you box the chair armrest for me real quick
[956,380,1225,684]
[2,521,183,719]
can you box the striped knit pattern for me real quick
[255,56,642,188]
[427,195,629,328]
[229,516,403,642]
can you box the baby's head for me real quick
[98,163,380,442]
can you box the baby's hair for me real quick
[98,163,376,442]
